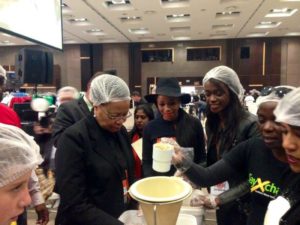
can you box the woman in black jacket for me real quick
[142,77,206,177]
[202,66,260,225]
[55,75,136,225]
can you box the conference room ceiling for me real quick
[1,0,300,47]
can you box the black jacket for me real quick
[52,97,90,146]
[55,115,135,225]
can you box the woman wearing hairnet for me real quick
[55,75,136,225]
[172,86,295,225]
[0,123,43,225]
[263,87,300,225]
[201,66,260,225]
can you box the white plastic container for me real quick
[180,206,204,225]
[152,143,174,172]
[119,210,197,225]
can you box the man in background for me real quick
[56,86,79,106]
[52,71,105,146]
[131,91,147,107]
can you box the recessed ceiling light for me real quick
[210,33,228,37]
[85,29,106,36]
[172,35,191,40]
[120,16,142,22]
[220,0,248,3]
[266,8,298,17]
[68,18,90,26]
[112,0,126,4]
[246,32,269,37]
[166,14,190,22]
[255,21,281,28]
[69,18,87,22]
[162,0,188,2]
[161,0,189,8]
[129,28,150,34]
[285,32,300,36]
[216,11,240,19]
[212,24,234,31]
[170,26,190,32]
[105,0,131,7]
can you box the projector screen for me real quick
[0,0,63,50]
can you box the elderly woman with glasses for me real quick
[55,75,136,225]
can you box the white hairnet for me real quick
[274,87,300,127]
[90,74,131,106]
[0,65,7,80]
[0,123,43,188]
[203,65,245,101]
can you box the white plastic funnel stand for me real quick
[129,176,192,225]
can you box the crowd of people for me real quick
[0,64,300,225]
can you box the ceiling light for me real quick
[129,28,150,34]
[172,35,191,40]
[85,29,106,35]
[112,0,126,4]
[166,14,190,22]
[212,24,234,31]
[210,33,228,37]
[285,32,300,36]
[266,8,297,17]
[105,0,131,6]
[69,18,87,22]
[246,32,269,37]
[220,0,248,3]
[120,16,142,22]
[161,0,189,3]
[255,21,281,28]
[170,26,190,32]
[216,11,240,19]
[161,0,190,8]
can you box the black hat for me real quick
[145,77,191,104]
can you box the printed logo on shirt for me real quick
[249,173,280,197]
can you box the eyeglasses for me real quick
[101,106,132,121]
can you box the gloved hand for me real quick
[190,194,219,209]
